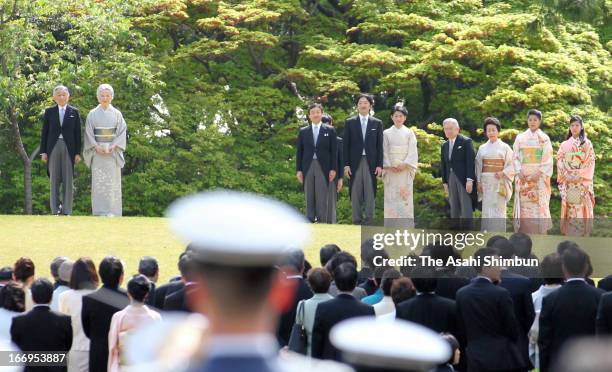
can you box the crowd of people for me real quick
[296,94,596,235]
[1,229,611,371]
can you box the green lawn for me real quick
[1,215,610,283]
[0,215,362,283]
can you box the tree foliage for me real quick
[1,0,610,222]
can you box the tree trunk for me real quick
[7,105,33,214]
[419,77,434,120]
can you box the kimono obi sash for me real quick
[94,127,116,143]
[482,158,505,173]
[520,137,543,165]
[389,145,409,167]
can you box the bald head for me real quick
[443,118,460,140]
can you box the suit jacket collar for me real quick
[446,134,464,159]
[472,276,493,285]
[311,123,327,147]
[336,293,356,300]
[31,305,51,312]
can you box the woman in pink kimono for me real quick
[108,275,161,372]
[512,109,554,234]
[557,115,595,236]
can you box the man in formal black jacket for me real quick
[596,291,612,335]
[163,253,197,312]
[396,266,457,335]
[154,252,189,309]
[311,262,375,360]
[296,103,338,223]
[440,118,476,229]
[456,248,525,372]
[491,238,536,371]
[597,274,612,292]
[343,93,383,225]
[81,256,129,372]
[539,246,605,372]
[322,113,343,223]
[11,278,72,372]
[39,85,82,215]
[276,249,313,346]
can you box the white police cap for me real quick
[166,190,310,266]
[330,317,451,371]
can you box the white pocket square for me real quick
[457,146,463,149]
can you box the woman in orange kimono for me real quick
[557,115,595,236]
[512,109,554,234]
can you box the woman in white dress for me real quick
[382,104,418,227]
[59,257,99,372]
[83,84,127,216]
[475,117,515,232]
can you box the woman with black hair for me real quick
[475,117,515,232]
[556,115,596,236]
[108,274,161,371]
[382,103,418,227]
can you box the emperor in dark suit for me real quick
[39,85,82,215]
[440,118,476,229]
[296,103,338,223]
[343,94,383,225]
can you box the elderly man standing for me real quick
[440,118,476,229]
[39,85,82,215]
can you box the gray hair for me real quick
[96,84,114,98]
[53,85,70,95]
[443,118,459,128]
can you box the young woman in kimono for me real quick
[83,84,127,216]
[557,115,595,236]
[382,103,418,227]
[475,117,515,232]
[512,109,554,234]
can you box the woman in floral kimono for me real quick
[557,115,595,236]
[475,117,515,232]
[382,103,418,227]
[512,109,553,234]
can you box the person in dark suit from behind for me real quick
[276,248,313,346]
[597,274,612,292]
[396,266,457,336]
[138,256,159,307]
[390,277,416,306]
[538,245,605,372]
[153,251,188,309]
[39,85,82,215]
[343,93,384,225]
[311,262,375,360]
[455,248,525,372]
[322,113,343,224]
[508,233,542,292]
[556,240,596,286]
[491,238,535,371]
[163,253,198,312]
[596,291,612,335]
[326,252,368,299]
[11,278,72,372]
[425,244,469,300]
[81,256,129,372]
[429,333,461,372]
[358,239,391,294]
[296,102,338,223]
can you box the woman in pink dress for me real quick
[556,115,595,236]
[108,275,161,372]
